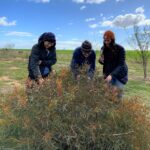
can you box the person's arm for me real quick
[29,45,42,79]
[70,50,80,78]
[40,48,57,68]
[111,47,127,79]
[98,47,104,65]
[88,51,96,79]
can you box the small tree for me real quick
[3,43,15,50]
[130,25,150,79]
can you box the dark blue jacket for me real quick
[100,44,128,84]
[28,32,57,79]
[71,47,96,79]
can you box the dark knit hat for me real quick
[38,32,56,44]
[81,40,92,52]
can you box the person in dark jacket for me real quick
[99,30,128,98]
[71,40,96,80]
[28,32,57,85]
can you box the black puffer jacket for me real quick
[100,44,128,84]
[28,32,57,79]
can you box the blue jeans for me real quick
[40,67,50,78]
[110,77,125,99]
[110,77,124,89]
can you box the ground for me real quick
[0,49,150,108]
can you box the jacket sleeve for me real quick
[111,47,127,79]
[29,45,41,79]
[41,48,57,68]
[70,50,80,77]
[99,47,104,65]
[88,51,96,79]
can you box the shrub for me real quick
[0,68,150,150]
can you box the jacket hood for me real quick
[38,32,56,46]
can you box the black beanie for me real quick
[81,40,92,52]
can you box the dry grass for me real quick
[0,69,150,150]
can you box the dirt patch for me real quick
[0,58,27,61]
[9,67,20,70]
[6,80,22,88]
[0,60,13,63]
[0,80,24,94]
[0,76,24,94]
[0,86,14,94]
[0,76,11,81]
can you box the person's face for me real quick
[104,36,111,47]
[82,50,91,58]
[44,41,54,49]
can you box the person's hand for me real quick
[39,60,42,65]
[98,56,104,64]
[105,75,112,82]
[76,75,80,80]
[87,76,91,80]
[52,69,56,75]
[37,78,44,85]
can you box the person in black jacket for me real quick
[28,32,57,85]
[71,40,96,80]
[99,30,128,98]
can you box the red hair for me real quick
[103,30,115,40]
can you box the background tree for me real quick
[3,43,15,50]
[129,25,150,79]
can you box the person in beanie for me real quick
[99,30,128,98]
[71,40,96,80]
[28,32,57,85]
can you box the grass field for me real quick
[0,49,150,107]
[0,49,150,149]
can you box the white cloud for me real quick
[72,0,84,3]
[86,0,106,4]
[113,14,145,27]
[101,20,112,26]
[89,23,99,28]
[142,19,150,25]
[80,5,86,10]
[0,17,16,26]
[57,39,100,50]
[71,38,79,41]
[5,31,32,37]
[135,7,144,14]
[0,38,81,50]
[99,30,104,34]
[85,18,95,22]
[0,39,34,49]
[57,40,82,50]
[29,0,50,3]
[73,0,106,4]
[100,13,103,17]
[108,16,114,19]
[116,0,124,2]
[102,16,114,21]
[101,13,150,28]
